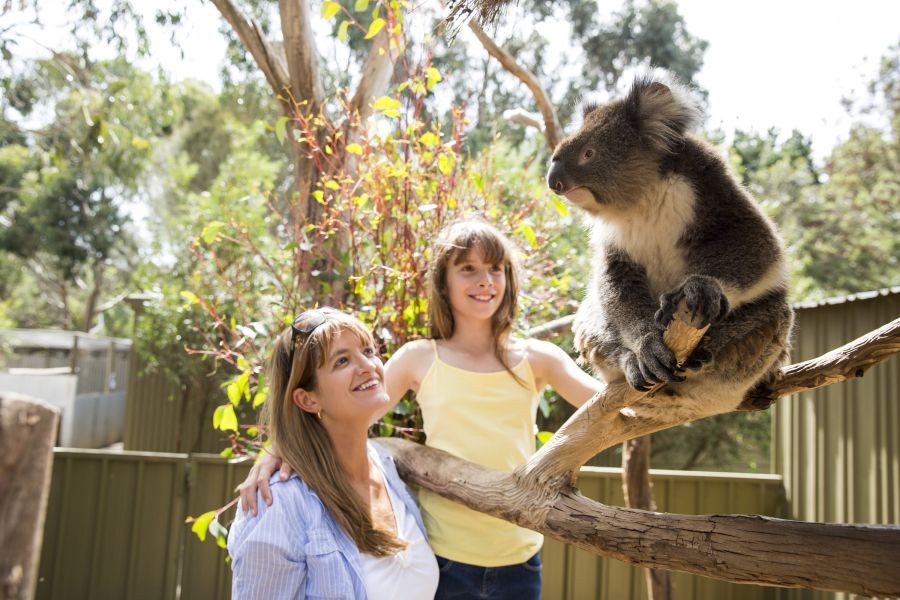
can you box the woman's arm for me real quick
[528,339,605,408]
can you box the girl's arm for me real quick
[528,338,605,408]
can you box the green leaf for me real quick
[549,194,569,217]
[218,404,238,431]
[437,154,452,176]
[373,96,401,112]
[321,1,342,19]
[201,221,226,244]
[346,143,363,155]
[131,136,150,150]
[536,431,554,449]
[213,405,225,430]
[226,382,241,406]
[252,389,267,408]
[338,20,350,42]
[219,447,234,459]
[419,131,439,147]
[275,116,288,144]
[515,222,538,248]
[189,510,216,542]
[209,517,229,547]
[354,0,369,10]
[425,67,442,90]
[180,291,199,305]
[364,18,386,40]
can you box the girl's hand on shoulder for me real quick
[239,449,292,516]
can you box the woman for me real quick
[228,308,438,599]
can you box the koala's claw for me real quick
[656,277,730,329]
[632,331,679,388]
[681,346,712,371]
[623,355,654,391]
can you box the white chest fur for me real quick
[590,177,696,297]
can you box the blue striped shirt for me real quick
[228,441,430,599]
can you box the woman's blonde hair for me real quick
[427,219,524,384]
[260,309,406,557]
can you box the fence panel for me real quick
[774,289,900,600]
[39,450,787,599]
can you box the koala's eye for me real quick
[581,147,595,162]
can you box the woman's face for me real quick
[308,328,390,425]
[445,245,507,322]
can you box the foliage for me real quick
[732,43,900,302]
[0,56,167,331]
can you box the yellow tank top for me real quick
[416,340,544,566]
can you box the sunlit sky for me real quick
[8,1,900,162]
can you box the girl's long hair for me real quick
[260,311,406,557]
[427,219,525,385]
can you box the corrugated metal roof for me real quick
[793,285,900,310]
[0,329,132,351]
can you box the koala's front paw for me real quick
[625,331,682,391]
[655,276,730,329]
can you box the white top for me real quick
[359,456,439,600]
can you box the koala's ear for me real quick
[626,73,702,152]
[581,102,600,120]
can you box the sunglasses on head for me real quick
[288,307,339,363]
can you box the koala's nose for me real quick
[547,160,566,195]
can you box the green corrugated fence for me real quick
[774,288,900,600]
[36,449,787,600]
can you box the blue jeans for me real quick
[434,552,541,600]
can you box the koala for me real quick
[547,71,793,419]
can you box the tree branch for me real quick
[467,20,561,149]
[348,27,399,122]
[209,0,290,96]
[278,0,324,108]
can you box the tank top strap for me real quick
[430,338,438,358]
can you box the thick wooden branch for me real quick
[209,0,290,95]
[767,316,900,398]
[377,437,900,596]
[278,0,324,108]
[467,21,561,149]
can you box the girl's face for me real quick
[306,329,390,424]
[445,245,507,322]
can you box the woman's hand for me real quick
[239,449,292,516]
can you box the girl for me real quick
[242,219,604,599]
[228,309,438,599]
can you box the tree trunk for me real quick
[0,393,59,600]
[377,313,900,596]
[623,435,672,600]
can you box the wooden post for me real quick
[0,393,59,600]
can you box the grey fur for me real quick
[547,71,794,419]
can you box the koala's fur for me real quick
[547,71,794,420]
